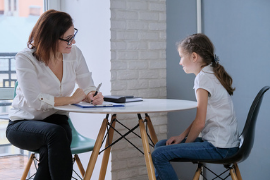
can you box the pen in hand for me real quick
[94,83,102,97]
[91,83,102,104]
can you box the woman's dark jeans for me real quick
[6,114,73,180]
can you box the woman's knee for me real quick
[38,146,48,160]
[45,125,70,143]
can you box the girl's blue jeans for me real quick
[152,138,239,180]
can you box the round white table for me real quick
[55,99,197,114]
[55,99,197,180]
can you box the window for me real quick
[14,0,16,11]
[0,53,16,87]
[0,0,4,14]
[0,0,45,156]
[0,0,44,88]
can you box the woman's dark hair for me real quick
[178,33,235,95]
[27,9,73,65]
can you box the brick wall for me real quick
[110,0,167,179]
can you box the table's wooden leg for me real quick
[98,114,116,180]
[138,114,156,180]
[145,113,158,145]
[83,116,108,180]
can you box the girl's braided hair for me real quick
[178,33,235,95]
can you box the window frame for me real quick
[45,0,61,11]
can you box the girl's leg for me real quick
[153,139,167,179]
[6,114,73,180]
[152,138,223,180]
[154,139,167,148]
[153,138,188,180]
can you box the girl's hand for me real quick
[166,135,184,146]
[71,88,86,104]
[87,91,104,105]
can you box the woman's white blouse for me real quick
[9,45,96,121]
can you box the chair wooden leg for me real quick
[193,164,202,180]
[21,153,35,180]
[138,115,156,180]
[230,166,239,180]
[234,163,242,180]
[145,114,158,145]
[99,114,116,180]
[83,117,108,180]
[74,154,85,177]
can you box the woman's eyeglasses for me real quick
[59,28,78,45]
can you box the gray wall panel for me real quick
[167,0,270,179]
[166,0,198,179]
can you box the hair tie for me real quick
[214,54,220,64]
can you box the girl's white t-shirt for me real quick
[9,45,96,121]
[194,65,239,148]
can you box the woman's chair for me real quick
[12,82,96,180]
[171,86,270,180]
[21,118,96,180]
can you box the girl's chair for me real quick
[12,82,96,180]
[171,86,270,180]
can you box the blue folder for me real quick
[72,101,124,108]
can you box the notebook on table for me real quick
[72,101,124,108]
[103,95,143,103]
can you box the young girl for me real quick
[152,33,239,180]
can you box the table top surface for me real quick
[54,99,197,114]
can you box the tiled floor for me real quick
[0,155,36,180]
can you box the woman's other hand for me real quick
[71,88,86,104]
[87,92,104,105]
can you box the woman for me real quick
[6,9,103,180]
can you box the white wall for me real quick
[60,1,111,180]
[110,0,167,179]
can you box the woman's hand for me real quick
[87,91,104,105]
[71,88,86,104]
[166,135,185,146]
